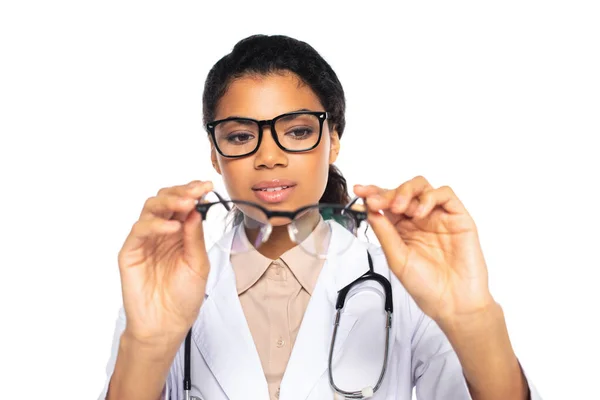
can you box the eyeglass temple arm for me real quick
[344,196,371,213]
[196,191,232,217]
[210,190,227,203]
[344,196,361,210]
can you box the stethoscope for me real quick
[182,250,393,400]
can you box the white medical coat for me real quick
[99,221,542,399]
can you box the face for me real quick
[210,72,340,226]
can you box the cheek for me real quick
[219,159,249,196]
[297,147,331,198]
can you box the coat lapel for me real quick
[280,222,372,400]
[191,231,269,400]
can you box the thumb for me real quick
[367,209,409,278]
[182,205,209,276]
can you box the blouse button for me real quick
[276,337,285,347]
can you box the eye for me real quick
[286,127,314,139]
[226,132,255,144]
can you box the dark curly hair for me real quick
[202,34,350,207]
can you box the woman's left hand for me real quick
[354,176,495,324]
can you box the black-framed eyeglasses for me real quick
[195,191,367,258]
[206,110,328,158]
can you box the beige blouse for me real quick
[230,219,329,400]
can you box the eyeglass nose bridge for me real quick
[254,118,285,153]
[256,118,276,130]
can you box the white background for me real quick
[1,1,598,398]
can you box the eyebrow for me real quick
[225,108,313,120]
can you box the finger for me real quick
[353,184,384,197]
[354,184,395,212]
[173,180,214,220]
[141,195,195,221]
[182,204,209,277]
[141,181,213,221]
[390,176,433,214]
[156,180,208,198]
[412,185,467,219]
[120,218,182,255]
[403,198,423,218]
[366,208,410,278]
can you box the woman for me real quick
[99,34,541,399]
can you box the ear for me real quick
[209,138,222,175]
[328,126,340,165]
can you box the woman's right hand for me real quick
[117,180,214,345]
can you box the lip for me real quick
[252,179,297,190]
[251,179,297,204]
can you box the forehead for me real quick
[214,72,324,121]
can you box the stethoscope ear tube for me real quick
[335,252,393,313]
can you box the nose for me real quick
[253,126,288,169]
